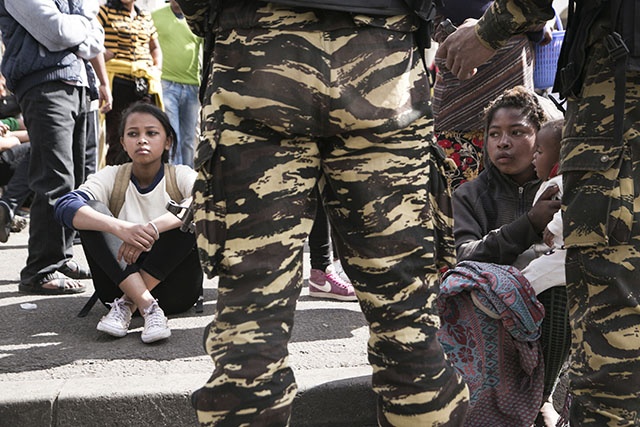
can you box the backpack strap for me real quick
[164,164,183,202]
[109,163,183,217]
[109,163,133,217]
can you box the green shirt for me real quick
[152,5,203,86]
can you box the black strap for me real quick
[608,0,629,145]
[77,292,99,318]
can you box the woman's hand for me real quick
[114,222,157,252]
[528,185,561,234]
[543,227,556,247]
[116,222,159,264]
[118,242,144,264]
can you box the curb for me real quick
[0,367,376,427]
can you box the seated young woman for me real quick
[55,102,202,344]
[437,86,570,427]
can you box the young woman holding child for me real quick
[54,103,201,344]
[437,86,569,427]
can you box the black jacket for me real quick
[453,162,542,265]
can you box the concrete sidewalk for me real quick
[0,230,376,427]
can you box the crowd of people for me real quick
[1,0,639,426]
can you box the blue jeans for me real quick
[161,80,199,167]
[18,82,87,284]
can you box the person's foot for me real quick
[309,264,357,301]
[97,297,132,338]
[141,300,171,343]
[0,201,11,243]
[58,259,92,280]
[18,272,86,295]
[10,214,28,233]
[332,259,351,283]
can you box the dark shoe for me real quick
[19,272,86,295]
[0,201,11,243]
[58,260,92,280]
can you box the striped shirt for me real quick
[98,4,157,67]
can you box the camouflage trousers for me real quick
[190,22,468,427]
[561,40,640,426]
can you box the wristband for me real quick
[148,221,160,239]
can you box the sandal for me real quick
[19,272,86,295]
[58,260,92,280]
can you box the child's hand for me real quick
[543,227,555,247]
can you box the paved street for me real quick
[0,229,375,426]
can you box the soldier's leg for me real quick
[565,245,640,426]
[191,116,319,426]
[321,116,468,426]
[562,52,640,425]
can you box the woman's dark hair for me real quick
[484,85,548,133]
[119,102,177,163]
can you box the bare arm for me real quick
[89,55,113,113]
[149,37,162,70]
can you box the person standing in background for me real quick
[99,0,162,166]
[152,0,202,167]
[0,0,105,294]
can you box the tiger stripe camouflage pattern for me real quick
[184,2,468,426]
[559,37,640,427]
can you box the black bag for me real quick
[0,94,20,119]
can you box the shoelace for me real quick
[106,298,129,322]
[325,272,351,290]
[144,304,165,327]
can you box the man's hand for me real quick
[435,19,496,80]
[98,84,113,114]
[528,185,561,234]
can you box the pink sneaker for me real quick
[308,264,357,301]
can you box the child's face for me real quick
[532,126,560,180]
[486,107,537,185]
[120,112,171,166]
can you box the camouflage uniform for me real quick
[177,1,469,426]
[476,1,640,425]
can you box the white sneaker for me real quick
[96,297,132,338]
[332,259,351,283]
[141,300,171,343]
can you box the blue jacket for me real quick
[0,0,89,98]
